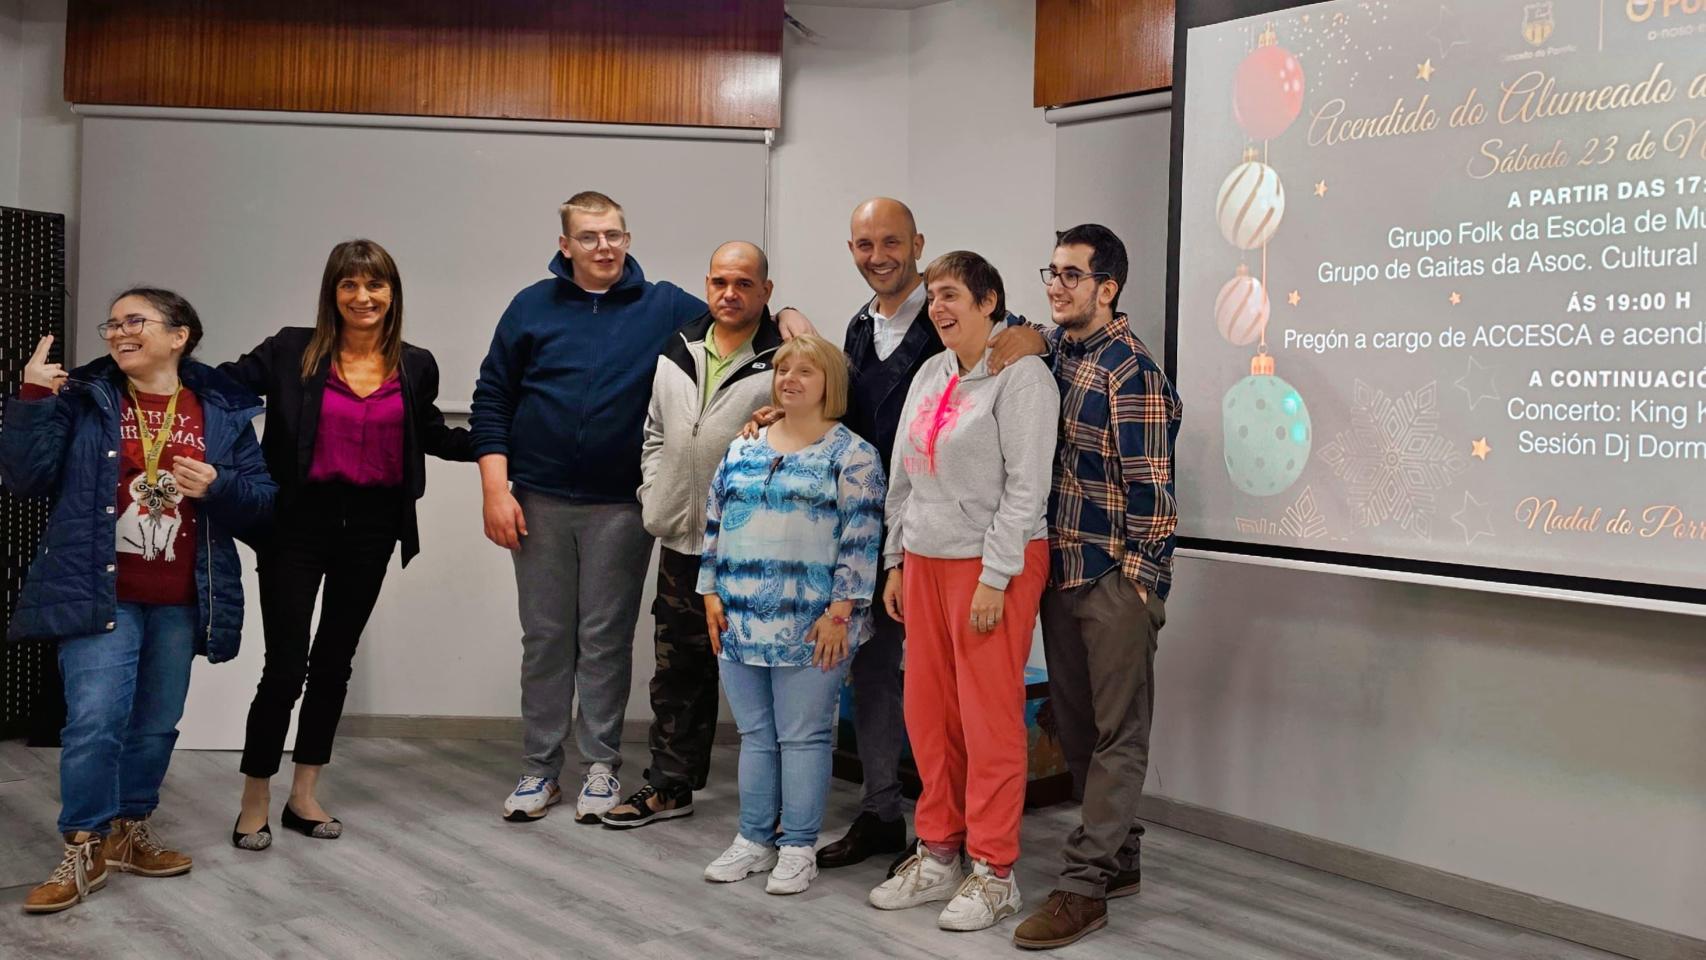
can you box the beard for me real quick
[1052,301,1098,330]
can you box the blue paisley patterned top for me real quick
[697,423,886,667]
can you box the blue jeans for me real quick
[719,657,849,848]
[57,603,196,835]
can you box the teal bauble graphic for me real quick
[1222,372,1311,497]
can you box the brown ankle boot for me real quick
[107,816,193,877]
[1012,889,1108,950]
[23,834,108,914]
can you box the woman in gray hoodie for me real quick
[866,251,1058,932]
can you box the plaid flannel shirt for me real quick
[1047,314,1182,597]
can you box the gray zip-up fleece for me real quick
[883,347,1059,589]
[639,310,781,555]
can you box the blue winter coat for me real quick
[0,357,276,661]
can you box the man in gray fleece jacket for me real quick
[603,241,782,829]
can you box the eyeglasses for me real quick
[570,230,630,251]
[1039,267,1110,290]
[96,317,172,339]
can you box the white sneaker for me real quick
[704,835,779,883]
[937,860,1022,931]
[765,845,818,895]
[575,764,621,824]
[502,775,562,822]
[868,843,964,910]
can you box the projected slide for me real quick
[1174,0,1706,597]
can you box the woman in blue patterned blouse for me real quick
[697,334,886,896]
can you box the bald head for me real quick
[849,198,925,301]
[851,197,918,238]
[706,240,774,330]
[710,240,769,282]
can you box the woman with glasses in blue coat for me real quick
[2,288,275,915]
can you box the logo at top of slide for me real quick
[1626,0,1704,22]
[1523,2,1554,45]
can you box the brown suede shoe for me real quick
[1012,889,1108,950]
[107,816,193,877]
[23,834,108,914]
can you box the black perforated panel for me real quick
[1,206,67,742]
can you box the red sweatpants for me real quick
[901,539,1048,868]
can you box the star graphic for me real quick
[1451,491,1496,545]
[1288,290,1301,306]
[1314,180,1328,197]
[1453,356,1499,411]
[1417,59,1435,81]
[1429,4,1470,59]
[1471,437,1491,460]
[1449,291,1462,305]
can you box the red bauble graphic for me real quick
[1233,31,1305,142]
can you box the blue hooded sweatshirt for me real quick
[472,252,706,501]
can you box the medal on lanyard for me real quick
[127,382,182,520]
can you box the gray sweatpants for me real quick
[1040,572,1165,897]
[513,489,654,780]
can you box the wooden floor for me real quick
[0,737,1628,960]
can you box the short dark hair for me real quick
[924,250,1005,323]
[1055,223,1129,312]
[711,240,770,282]
[110,287,203,357]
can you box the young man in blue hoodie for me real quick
[472,192,811,823]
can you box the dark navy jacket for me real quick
[471,252,705,502]
[0,357,276,661]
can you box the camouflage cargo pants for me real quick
[646,547,719,790]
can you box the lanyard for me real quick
[126,381,182,489]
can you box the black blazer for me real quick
[220,326,475,566]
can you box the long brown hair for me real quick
[301,239,405,380]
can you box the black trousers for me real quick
[240,484,401,778]
[646,547,717,791]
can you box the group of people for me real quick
[2,189,1179,951]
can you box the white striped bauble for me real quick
[1216,155,1285,250]
[1214,264,1269,346]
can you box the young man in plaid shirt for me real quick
[1014,224,1182,950]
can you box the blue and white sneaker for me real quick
[502,775,561,822]
[574,764,621,824]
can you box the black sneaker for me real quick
[599,780,693,829]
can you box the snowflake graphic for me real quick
[1235,485,1330,539]
[1317,380,1467,540]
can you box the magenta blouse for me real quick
[306,367,405,487]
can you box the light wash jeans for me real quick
[57,602,196,835]
[718,656,849,848]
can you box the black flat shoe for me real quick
[281,803,343,839]
[232,817,272,851]
[817,811,908,870]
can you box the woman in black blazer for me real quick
[222,239,473,848]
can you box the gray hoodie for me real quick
[883,347,1059,589]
